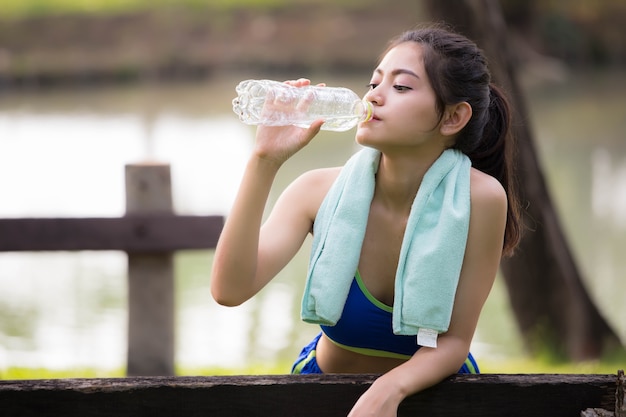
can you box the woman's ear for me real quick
[440,102,472,136]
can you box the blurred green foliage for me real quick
[0,0,240,17]
[0,0,373,18]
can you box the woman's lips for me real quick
[370,112,381,121]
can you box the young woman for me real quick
[211,24,522,417]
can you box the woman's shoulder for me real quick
[469,168,507,209]
[279,166,342,216]
[289,166,342,192]
[468,168,508,232]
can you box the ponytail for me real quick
[469,84,522,257]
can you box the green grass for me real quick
[479,357,625,375]
[0,367,126,380]
[0,358,295,380]
[2,354,624,380]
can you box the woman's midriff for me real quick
[315,332,408,373]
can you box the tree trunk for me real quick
[425,0,621,360]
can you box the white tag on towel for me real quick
[417,328,438,348]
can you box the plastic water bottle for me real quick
[232,79,373,132]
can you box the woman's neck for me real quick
[374,146,445,213]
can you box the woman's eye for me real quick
[366,83,378,90]
[394,85,411,92]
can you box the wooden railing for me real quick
[0,163,224,376]
[0,372,623,417]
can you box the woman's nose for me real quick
[364,88,382,106]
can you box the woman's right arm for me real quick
[210,82,324,305]
[210,154,282,306]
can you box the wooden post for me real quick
[125,163,175,376]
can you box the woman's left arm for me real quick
[348,170,508,417]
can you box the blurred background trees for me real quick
[0,0,624,87]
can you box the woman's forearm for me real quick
[386,338,467,396]
[211,116,323,306]
[348,336,469,417]
[210,155,282,306]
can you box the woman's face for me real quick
[356,42,443,149]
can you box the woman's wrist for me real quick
[373,372,409,405]
[249,152,285,173]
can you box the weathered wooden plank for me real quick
[0,215,224,252]
[0,374,617,417]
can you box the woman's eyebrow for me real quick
[374,68,420,79]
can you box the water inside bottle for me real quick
[232,80,373,131]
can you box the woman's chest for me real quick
[358,211,407,306]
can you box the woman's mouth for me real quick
[368,111,381,121]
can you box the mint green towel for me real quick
[301,147,471,345]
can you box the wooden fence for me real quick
[0,163,224,376]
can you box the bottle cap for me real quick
[362,100,373,122]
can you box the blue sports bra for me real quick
[320,271,419,359]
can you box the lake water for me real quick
[0,71,624,374]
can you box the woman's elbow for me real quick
[210,258,261,306]
[210,263,244,306]
[210,282,246,307]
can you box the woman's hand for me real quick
[253,78,324,166]
[347,376,404,417]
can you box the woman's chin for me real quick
[355,131,381,148]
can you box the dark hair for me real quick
[385,24,522,257]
